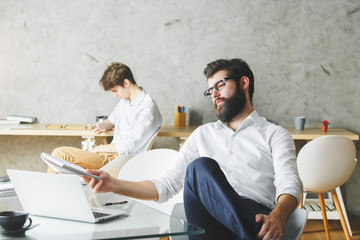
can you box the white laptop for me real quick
[7,169,126,223]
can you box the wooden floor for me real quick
[300,218,360,240]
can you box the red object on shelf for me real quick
[321,125,328,132]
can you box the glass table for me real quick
[0,184,204,239]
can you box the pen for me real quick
[102,201,128,206]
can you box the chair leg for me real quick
[335,187,352,236]
[318,193,331,240]
[331,191,351,240]
[300,192,307,209]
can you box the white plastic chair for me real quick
[117,148,183,215]
[100,129,159,178]
[297,135,357,240]
[170,203,308,240]
[282,208,308,240]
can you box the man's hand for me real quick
[88,119,114,134]
[256,194,297,240]
[83,169,115,193]
[255,214,283,240]
[89,122,106,134]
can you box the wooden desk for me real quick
[285,127,359,141]
[158,125,198,138]
[0,124,358,141]
[0,124,198,138]
[0,124,113,137]
[158,126,359,141]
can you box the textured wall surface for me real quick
[1,0,360,215]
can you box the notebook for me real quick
[0,183,15,194]
[7,169,126,223]
[40,152,101,180]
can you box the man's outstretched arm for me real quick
[83,169,159,201]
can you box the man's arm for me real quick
[114,106,161,154]
[89,119,114,133]
[83,169,159,201]
[255,194,297,240]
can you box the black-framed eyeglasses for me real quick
[203,77,232,98]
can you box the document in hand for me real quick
[40,152,101,180]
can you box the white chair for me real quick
[297,135,357,240]
[282,208,308,240]
[117,148,183,215]
[100,129,159,178]
[170,203,308,240]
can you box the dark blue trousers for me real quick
[184,157,271,240]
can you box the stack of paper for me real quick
[0,119,20,125]
[7,115,36,123]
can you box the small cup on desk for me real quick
[294,117,309,130]
[0,211,32,231]
[174,112,186,127]
[174,105,186,128]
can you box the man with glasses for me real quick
[84,59,302,240]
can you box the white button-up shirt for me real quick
[107,89,163,155]
[152,110,302,209]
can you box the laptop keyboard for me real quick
[93,211,111,219]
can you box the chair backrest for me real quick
[100,128,160,178]
[283,208,308,240]
[297,135,357,193]
[100,155,134,178]
[117,148,183,215]
[145,128,159,151]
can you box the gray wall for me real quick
[1,1,360,216]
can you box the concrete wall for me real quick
[1,0,360,216]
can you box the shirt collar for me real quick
[245,110,263,126]
[215,110,263,130]
[130,88,146,106]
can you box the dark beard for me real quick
[215,84,246,123]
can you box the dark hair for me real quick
[203,58,254,102]
[99,62,136,90]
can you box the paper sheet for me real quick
[0,125,32,130]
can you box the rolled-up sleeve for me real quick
[151,152,187,203]
[272,128,303,205]
[151,130,200,203]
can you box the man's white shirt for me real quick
[152,110,302,209]
[107,89,163,155]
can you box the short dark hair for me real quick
[203,58,254,102]
[99,62,136,90]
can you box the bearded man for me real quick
[83,59,303,240]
